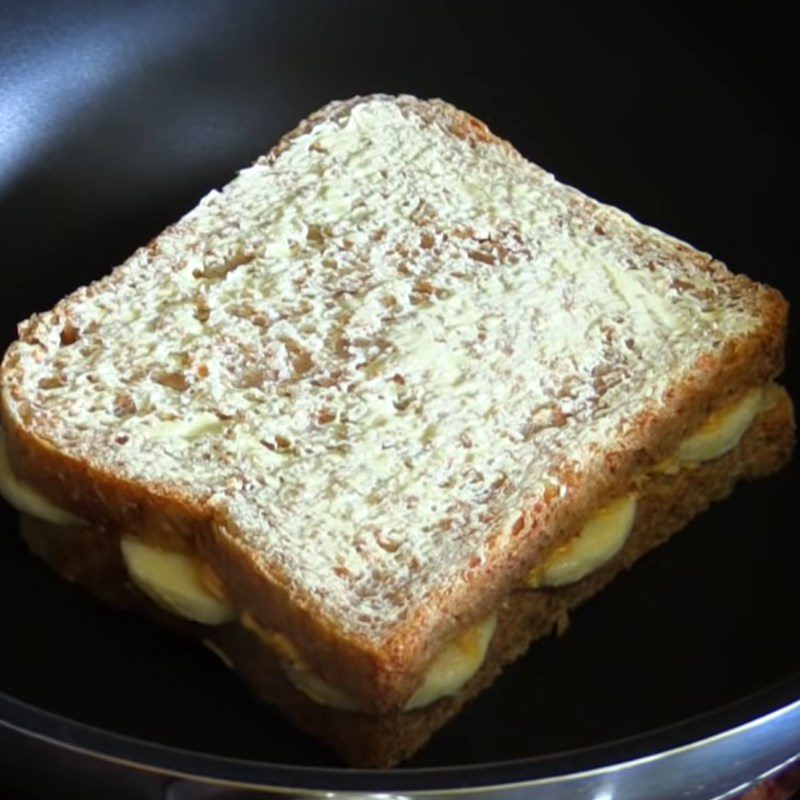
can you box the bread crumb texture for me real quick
[1,95,766,640]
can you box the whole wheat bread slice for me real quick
[16,384,795,765]
[0,95,789,712]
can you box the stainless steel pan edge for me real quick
[2,682,799,799]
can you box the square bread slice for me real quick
[0,95,793,765]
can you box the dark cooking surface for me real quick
[0,0,798,772]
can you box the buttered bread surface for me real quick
[0,95,786,681]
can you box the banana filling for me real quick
[526,385,768,588]
[120,536,236,625]
[405,612,497,710]
[0,429,84,526]
[526,493,637,589]
[657,385,764,474]
[241,610,498,711]
[0,384,773,711]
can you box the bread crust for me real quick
[16,387,794,765]
[0,95,792,711]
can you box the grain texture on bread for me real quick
[0,95,789,711]
[18,385,794,766]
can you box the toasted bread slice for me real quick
[16,385,794,766]
[0,95,790,715]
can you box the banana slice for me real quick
[120,536,235,625]
[404,612,497,710]
[527,493,637,588]
[242,610,498,712]
[0,428,83,526]
[678,386,764,464]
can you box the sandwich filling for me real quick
[120,536,236,625]
[0,429,84,526]
[526,492,637,589]
[656,386,764,473]
[241,609,498,711]
[527,385,766,589]
[0,384,774,711]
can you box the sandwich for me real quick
[0,95,793,767]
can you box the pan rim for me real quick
[1,672,799,792]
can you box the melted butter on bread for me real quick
[2,428,494,699]
[0,382,774,619]
[4,96,771,648]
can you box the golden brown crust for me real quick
[17,386,794,765]
[1,286,790,714]
[376,285,789,708]
[0,95,793,712]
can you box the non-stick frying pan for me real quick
[1,2,798,797]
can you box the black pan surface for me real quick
[0,0,798,793]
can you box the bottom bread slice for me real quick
[17,386,794,767]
